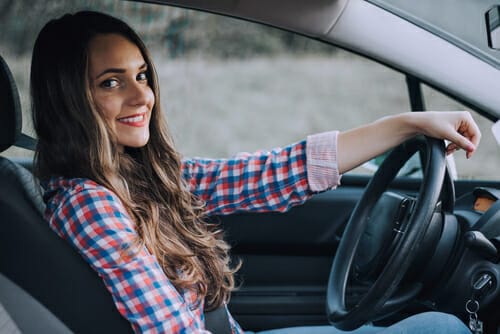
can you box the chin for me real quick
[127,141,149,148]
[118,133,149,148]
[120,135,150,149]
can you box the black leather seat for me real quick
[0,54,133,333]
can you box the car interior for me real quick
[2,1,500,333]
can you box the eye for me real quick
[137,71,148,82]
[100,78,119,88]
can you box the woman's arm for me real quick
[182,141,325,215]
[337,111,481,174]
[184,111,480,215]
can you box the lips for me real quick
[117,113,147,127]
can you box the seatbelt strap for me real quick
[204,304,232,334]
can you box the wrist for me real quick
[378,112,420,140]
[402,112,422,136]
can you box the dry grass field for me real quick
[3,50,499,180]
[156,52,500,180]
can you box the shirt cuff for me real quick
[306,131,341,192]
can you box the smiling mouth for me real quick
[117,113,147,127]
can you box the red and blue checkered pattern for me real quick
[183,141,310,215]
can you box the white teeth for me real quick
[119,115,144,123]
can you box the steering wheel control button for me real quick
[393,198,413,234]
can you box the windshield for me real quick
[368,0,500,69]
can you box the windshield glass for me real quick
[368,0,500,69]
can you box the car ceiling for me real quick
[139,0,500,120]
[368,0,500,68]
[147,0,350,38]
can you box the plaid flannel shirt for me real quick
[43,131,340,333]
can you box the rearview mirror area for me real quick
[486,6,500,49]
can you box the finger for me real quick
[446,143,458,155]
[445,130,475,153]
[452,114,480,150]
[445,144,463,157]
[458,112,482,149]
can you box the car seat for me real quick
[0,54,133,333]
[0,272,71,333]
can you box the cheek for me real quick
[94,94,121,121]
[146,87,155,108]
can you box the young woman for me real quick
[31,11,477,334]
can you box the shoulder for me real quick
[44,177,128,220]
[44,177,136,241]
[45,177,118,202]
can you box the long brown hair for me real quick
[31,11,237,310]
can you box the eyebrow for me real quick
[95,63,148,80]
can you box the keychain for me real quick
[466,299,483,334]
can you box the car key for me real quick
[466,299,483,334]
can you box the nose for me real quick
[127,80,154,107]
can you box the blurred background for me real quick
[1,0,498,180]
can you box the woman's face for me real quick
[88,33,154,151]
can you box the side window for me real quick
[157,11,412,177]
[2,3,418,178]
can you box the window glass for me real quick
[161,49,410,164]
[2,1,411,177]
[152,14,412,178]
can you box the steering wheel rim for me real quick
[327,136,447,330]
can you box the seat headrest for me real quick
[0,55,36,153]
[0,55,22,152]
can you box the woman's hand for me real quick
[408,111,481,159]
[337,111,481,174]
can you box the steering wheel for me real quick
[326,136,447,330]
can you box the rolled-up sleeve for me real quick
[306,130,341,192]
